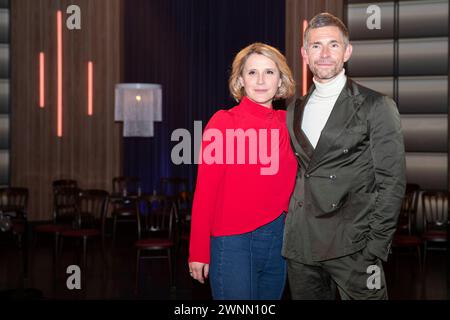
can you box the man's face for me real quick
[301,26,352,83]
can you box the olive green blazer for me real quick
[282,79,406,264]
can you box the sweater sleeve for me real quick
[188,110,232,264]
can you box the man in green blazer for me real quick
[282,12,406,299]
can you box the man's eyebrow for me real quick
[311,39,340,45]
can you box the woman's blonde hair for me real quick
[229,42,295,102]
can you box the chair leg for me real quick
[17,233,22,249]
[32,231,38,249]
[393,248,399,278]
[59,236,64,263]
[82,236,88,290]
[168,248,174,289]
[423,241,427,269]
[30,231,37,277]
[56,235,66,285]
[101,235,108,268]
[82,236,88,270]
[54,233,59,277]
[417,245,422,273]
[112,215,117,247]
[134,249,141,296]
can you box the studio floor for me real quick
[0,226,448,300]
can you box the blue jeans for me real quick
[210,213,287,300]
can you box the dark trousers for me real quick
[287,248,388,300]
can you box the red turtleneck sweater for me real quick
[188,97,297,264]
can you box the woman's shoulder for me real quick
[275,109,287,124]
[205,108,236,130]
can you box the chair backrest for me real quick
[398,183,420,235]
[53,187,81,223]
[422,191,448,232]
[52,179,78,192]
[0,187,29,219]
[176,191,193,223]
[76,189,109,230]
[160,177,187,196]
[112,176,140,195]
[136,194,176,240]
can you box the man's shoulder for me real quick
[350,79,385,100]
[348,79,399,122]
[350,78,396,108]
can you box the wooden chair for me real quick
[134,194,177,295]
[0,187,29,248]
[421,191,448,266]
[175,191,192,253]
[111,176,140,246]
[60,189,109,274]
[392,183,422,271]
[34,187,80,272]
[160,177,187,196]
[0,187,29,286]
[112,176,140,196]
[0,187,29,217]
[52,179,78,191]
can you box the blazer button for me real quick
[298,201,304,207]
[305,174,310,178]
[343,148,349,154]
[329,174,336,180]
[295,152,300,157]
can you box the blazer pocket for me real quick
[343,192,377,221]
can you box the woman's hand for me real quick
[189,261,209,284]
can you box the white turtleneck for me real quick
[301,69,347,148]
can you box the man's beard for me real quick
[310,61,343,81]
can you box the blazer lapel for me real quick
[291,86,315,168]
[307,79,365,172]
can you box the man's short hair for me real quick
[303,12,350,48]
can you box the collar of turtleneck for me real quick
[237,96,275,120]
[312,69,347,99]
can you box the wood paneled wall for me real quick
[285,0,344,101]
[11,0,123,220]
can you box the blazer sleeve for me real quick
[366,95,406,261]
[188,110,232,264]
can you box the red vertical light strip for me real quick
[302,19,308,96]
[88,62,93,116]
[39,52,45,108]
[57,11,63,137]
[88,61,94,116]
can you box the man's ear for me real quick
[301,46,309,65]
[344,43,353,63]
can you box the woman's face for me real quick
[239,53,282,108]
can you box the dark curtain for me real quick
[123,0,286,193]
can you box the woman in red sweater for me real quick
[188,42,297,299]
